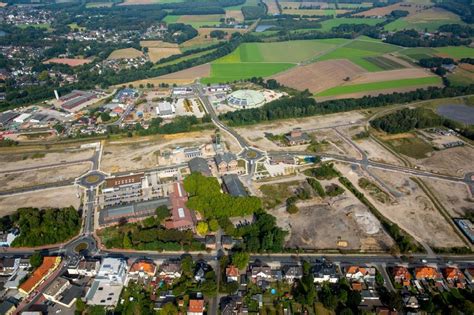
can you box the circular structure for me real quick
[227,89,266,109]
[77,170,107,188]
[84,175,100,184]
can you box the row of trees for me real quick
[220,84,474,126]
[385,29,471,47]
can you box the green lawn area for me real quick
[385,135,434,159]
[398,47,437,60]
[17,23,52,31]
[319,17,384,31]
[316,77,442,97]
[384,16,464,32]
[215,39,349,63]
[202,62,295,83]
[225,0,259,10]
[153,48,217,69]
[259,180,301,209]
[447,68,474,87]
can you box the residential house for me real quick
[194,261,212,283]
[153,291,176,311]
[0,258,20,276]
[67,259,100,277]
[226,265,240,283]
[188,299,204,315]
[129,259,157,279]
[158,261,182,281]
[414,266,441,280]
[0,299,16,315]
[345,266,376,283]
[284,128,311,146]
[221,235,234,250]
[43,277,82,308]
[443,267,465,288]
[205,235,216,250]
[250,265,273,282]
[282,265,303,282]
[392,266,411,287]
[312,260,339,284]
[215,152,238,173]
[221,295,246,315]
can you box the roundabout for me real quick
[77,170,107,188]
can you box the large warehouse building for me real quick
[227,89,266,109]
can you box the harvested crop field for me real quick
[356,2,429,17]
[159,63,210,80]
[364,56,405,70]
[409,146,474,177]
[262,0,280,15]
[44,58,92,67]
[0,186,83,217]
[140,40,179,48]
[108,48,143,60]
[148,47,182,63]
[271,59,366,93]
[349,68,434,84]
[226,9,244,21]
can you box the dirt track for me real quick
[271,59,366,93]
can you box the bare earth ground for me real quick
[0,148,94,172]
[226,10,244,21]
[0,163,90,192]
[262,0,280,15]
[424,178,474,218]
[349,68,435,85]
[140,40,179,48]
[235,111,365,151]
[340,125,404,165]
[270,178,394,251]
[107,48,143,60]
[148,47,182,63]
[356,3,429,17]
[315,84,443,102]
[408,146,474,177]
[0,186,83,216]
[405,7,462,23]
[361,165,465,248]
[308,128,362,159]
[101,131,214,173]
[271,60,367,93]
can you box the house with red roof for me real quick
[164,182,196,232]
[187,299,204,315]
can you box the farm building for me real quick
[227,90,266,109]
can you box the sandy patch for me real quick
[0,186,83,217]
[226,9,244,21]
[349,68,435,85]
[0,163,90,192]
[158,63,211,80]
[424,178,474,218]
[0,149,94,172]
[263,0,280,15]
[271,59,367,93]
[363,166,465,248]
[409,146,474,177]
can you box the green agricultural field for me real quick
[316,39,402,71]
[216,39,349,64]
[319,17,383,31]
[163,15,180,24]
[316,77,442,97]
[398,47,437,61]
[202,62,294,83]
[435,46,474,59]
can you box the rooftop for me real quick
[19,256,61,295]
[222,174,248,197]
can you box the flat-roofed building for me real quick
[156,102,175,117]
[86,258,127,306]
[43,277,81,308]
[67,259,100,277]
[59,90,97,112]
[99,198,170,226]
[0,257,20,276]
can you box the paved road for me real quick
[0,159,93,175]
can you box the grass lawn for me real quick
[153,48,217,68]
[202,62,294,83]
[385,135,434,159]
[316,77,442,97]
[319,17,384,31]
[398,47,437,60]
[447,68,474,87]
[314,302,336,315]
[163,15,180,24]
[177,14,225,28]
[17,23,52,31]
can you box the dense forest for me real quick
[8,207,81,247]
